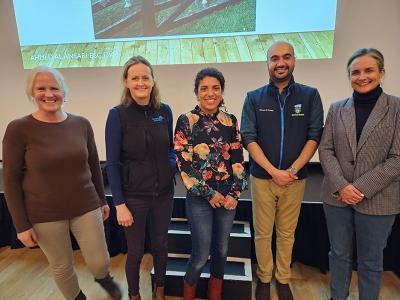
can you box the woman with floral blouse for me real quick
[174,68,247,300]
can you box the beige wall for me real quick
[1,0,399,160]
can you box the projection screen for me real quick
[14,0,337,69]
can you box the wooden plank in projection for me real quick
[42,45,60,67]
[119,42,136,64]
[180,38,193,64]
[66,43,96,68]
[284,33,311,59]
[21,45,58,69]
[257,34,275,59]
[157,39,169,65]
[145,40,158,65]
[223,36,241,63]
[245,35,267,61]
[202,37,217,64]
[119,40,147,64]
[111,42,125,65]
[213,37,229,63]
[272,33,289,42]
[299,32,328,59]
[191,38,206,64]
[234,36,252,62]
[36,44,62,68]
[81,42,121,67]
[45,45,64,68]
[54,44,84,68]
[313,31,334,58]
[20,46,38,69]
[74,43,95,68]
[168,39,181,64]
[97,42,124,67]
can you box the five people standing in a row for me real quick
[2,42,399,300]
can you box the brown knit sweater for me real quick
[2,114,106,233]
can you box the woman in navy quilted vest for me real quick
[105,56,175,300]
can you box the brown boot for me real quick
[208,276,223,300]
[129,294,141,300]
[153,285,166,300]
[94,273,122,300]
[183,280,197,300]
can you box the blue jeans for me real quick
[323,204,395,300]
[184,185,236,285]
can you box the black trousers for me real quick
[123,189,174,296]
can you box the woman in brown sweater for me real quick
[2,66,121,300]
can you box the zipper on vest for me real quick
[145,107,160,193]
[278,92,289,169]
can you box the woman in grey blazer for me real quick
[319,48,400,300]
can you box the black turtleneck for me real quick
[353,85,382,142]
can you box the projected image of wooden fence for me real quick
[91,0,256,38]
[20,30,334,69]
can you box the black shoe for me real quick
[255,278,270,300]
[74,290,86,300]
[276,281,294,300]
[95,273,122,300]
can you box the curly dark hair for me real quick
[194,67,225,94]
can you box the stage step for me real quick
[151,253,252,300]
[168,218,251,258]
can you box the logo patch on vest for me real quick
[152,115,164,123]
[292,104,304,116]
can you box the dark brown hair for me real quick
[347,48,385,77]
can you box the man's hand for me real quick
[271,169,297,187]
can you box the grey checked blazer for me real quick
[319,92,400,215]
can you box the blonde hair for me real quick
[26,66,68,101]
[120,56,161,109]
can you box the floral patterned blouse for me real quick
[174,106,247,201]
